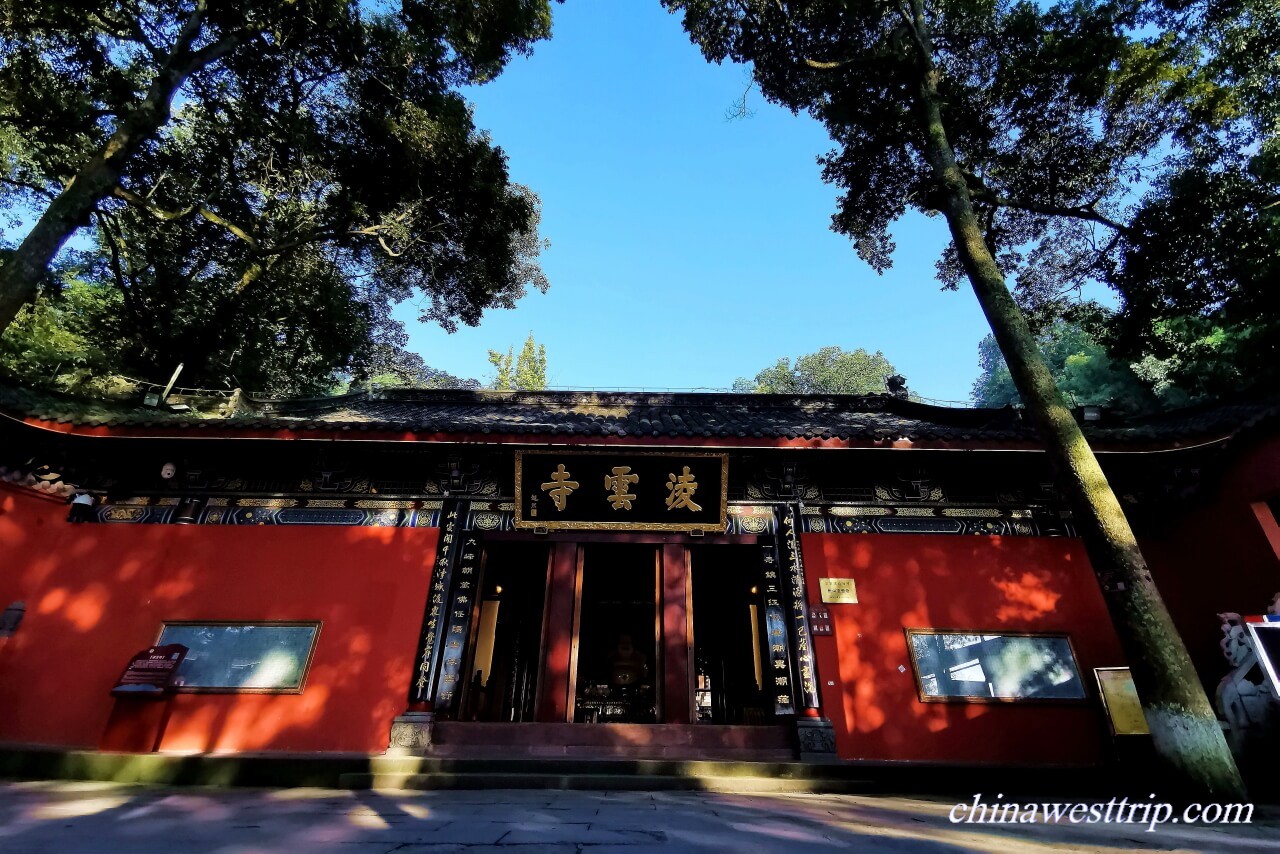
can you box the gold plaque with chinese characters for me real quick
[514,451,728,532]
[818,577,859,604]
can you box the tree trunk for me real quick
[0,11,243,333]
[0,153,130,330]
[910,31,1245,798]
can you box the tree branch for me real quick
[969,188,1132,234]
[95,211,145,321]
[163,2,262,82]
[760,0,856,70]
[899,0,934,70]
[0,176,58,200]
[111,185,260,246]
[196,207,257,246]
[111,185,194,221]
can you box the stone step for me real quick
[339,771,872,794]
[422,744,797,761]
[365,756,829,779]
[432,722,794,751]
[0,744,1114,796]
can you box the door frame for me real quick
[496,531,760,724]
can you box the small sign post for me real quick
[1094,666,1150,736]
[111,644,188,697]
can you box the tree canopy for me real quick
[1089,0,1280,401]
[0,1,557,391]
[489,332,548,390]
[732,346,902,395]
[664,0,1248,794]
[972,322,1172,412]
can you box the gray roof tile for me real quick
[2,381,1277,446]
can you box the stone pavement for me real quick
[1,781,1278,852]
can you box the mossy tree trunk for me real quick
[905,0,1245,799]
[0,4,244,333]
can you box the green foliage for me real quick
[1107,154,1280,399]
[665,0,1211,285]
[667,0,1251,795]
[0,0,557,390]
[489,332,547,390]
[488,346,514,391]
[972,322,1170,412]
[352,349,479,391]
[0,276,123,388]
[734,346,901,395]
[513,332,547,391]
[1091,0,1280,400]
[666,1,1278,405]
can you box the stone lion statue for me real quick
[1215,599,1280,757]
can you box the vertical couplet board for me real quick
[411,499,462,704]
[779,505,821,710]
[760,538,796,716]
[434,532,481,715]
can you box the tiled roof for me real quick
[2,381,1277,446]
[258,389,1039,441]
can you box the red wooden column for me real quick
[537,542,580,722]
[660,543,693,724]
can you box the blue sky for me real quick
[397,1,995,402]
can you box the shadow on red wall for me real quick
[801,533,1125,767]
[0,486,437,754]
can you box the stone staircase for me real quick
[0,743,1112,796]
[423,722,797,762]
[339,756,861,793]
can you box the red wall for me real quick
[0,486,436,753]
[1138,435,1280,696]
[801,533,1125,766]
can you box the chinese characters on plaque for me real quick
[665,466,702,512]
[414,503,463,702]
[809,606,833,636]
[818,577,859,604]
[516,452,727,532]
[541,464,578,511]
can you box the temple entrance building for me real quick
[1,385,1277,768]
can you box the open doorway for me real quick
[572,544,659,723]
[690,545,772,724]
[459,542,549,722]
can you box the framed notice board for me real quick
[905,630,1086,702]
[1094,667,1150,736]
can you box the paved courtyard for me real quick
[1,782,1278,852]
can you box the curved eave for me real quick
[3,411,1238,455]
